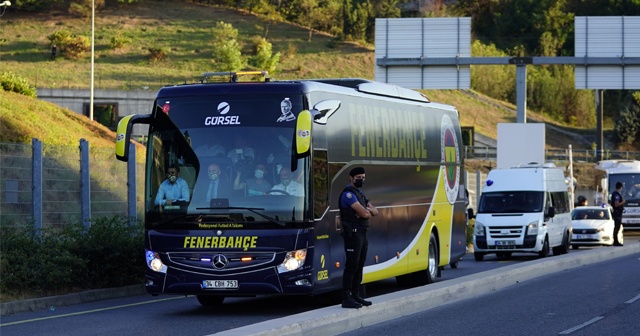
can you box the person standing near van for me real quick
[610,182,625,246]
[339,167,379,308]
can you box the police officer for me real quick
[339,167,379,308]
[610,182,625,246]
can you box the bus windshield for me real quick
[609,173,640,202]
[145,94,310,229]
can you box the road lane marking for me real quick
[558,316,604,335]
[0,296,187,327]
[626,293,640,304]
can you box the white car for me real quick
[571,205,623,249]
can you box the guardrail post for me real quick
[32,138,42,233]
[80,139,91,231]
[127,142,136,226]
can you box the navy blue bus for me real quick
[115,72,468,306]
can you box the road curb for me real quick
[0,285,146,316]
[212,242,640,336]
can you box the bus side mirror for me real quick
[311,100,341,125]
[295,110,312,156]
[115,113,152,161]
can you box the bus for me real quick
[115,71,469,306]
[596,160,640,229]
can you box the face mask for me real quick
[168,175,177,183]
[281,179,291,186]
[255,170,265,179]
[354,178,364,188]
[208,172,219,181]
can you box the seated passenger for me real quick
[234,163,272,196]
[271,167,304,196]
[154,164,190,206]
[207,163,234,200]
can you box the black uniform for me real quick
[339,185,373,308]
[610,190,624,246]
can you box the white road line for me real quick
[559,316,604,335]
[626,293,640,304]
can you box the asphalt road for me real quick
[1,233,639,336]
[340,253,640,336]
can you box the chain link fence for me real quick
[0,140,144,229]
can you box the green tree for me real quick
[248,37,281,74]
[211,21,246,72]
[614,92,640,148]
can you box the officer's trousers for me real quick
[342,231,368,293]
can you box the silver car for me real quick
[571,205,623,249]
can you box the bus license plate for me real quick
[203,280,238,289]
[495,240,515,246]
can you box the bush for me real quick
[0,72,38,97]
[148,48,167,62]
[47,30,91,60]
[110,35,132,49]
[0,216,144,300]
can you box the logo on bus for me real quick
[441,114,460,205]
[204,102,241,126]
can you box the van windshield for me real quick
[478,191,544,214]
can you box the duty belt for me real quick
[352,227,368,233]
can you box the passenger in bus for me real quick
[270,167,304,196]
[154,164,190,207]
[234,163,272,196]
[226,134,255,165]
[202,163,234,201]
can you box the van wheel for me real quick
[197,295,225,306]
[474,252,484,261]
[552,232,570,255]
[538,237,550,258]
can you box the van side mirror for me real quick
[546,206,555,219]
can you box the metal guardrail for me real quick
[464,146,640,162]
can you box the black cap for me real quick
[349,167,365,177]
[577,195,586,202]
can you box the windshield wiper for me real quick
[195,206,286,226]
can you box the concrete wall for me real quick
[37,88,156,136]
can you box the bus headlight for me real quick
[526,221,539,236]
[474,221,485,236]
[146,250,167,273]
[277,248,307,273]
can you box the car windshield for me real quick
[572,209,610,220]
[143,94,310,229]
[478,191,543,213]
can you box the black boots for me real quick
[353,292,372,306]
[341,291,362,309]
[342,290,372,308]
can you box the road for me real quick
[340,253,640,336]
[1,232,639,336]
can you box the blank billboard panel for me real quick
[375,18,471,89]
[575,16,640,89]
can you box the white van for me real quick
[473,163,572,261]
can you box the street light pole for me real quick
[90,0,95,121]
[0,1,10,62]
